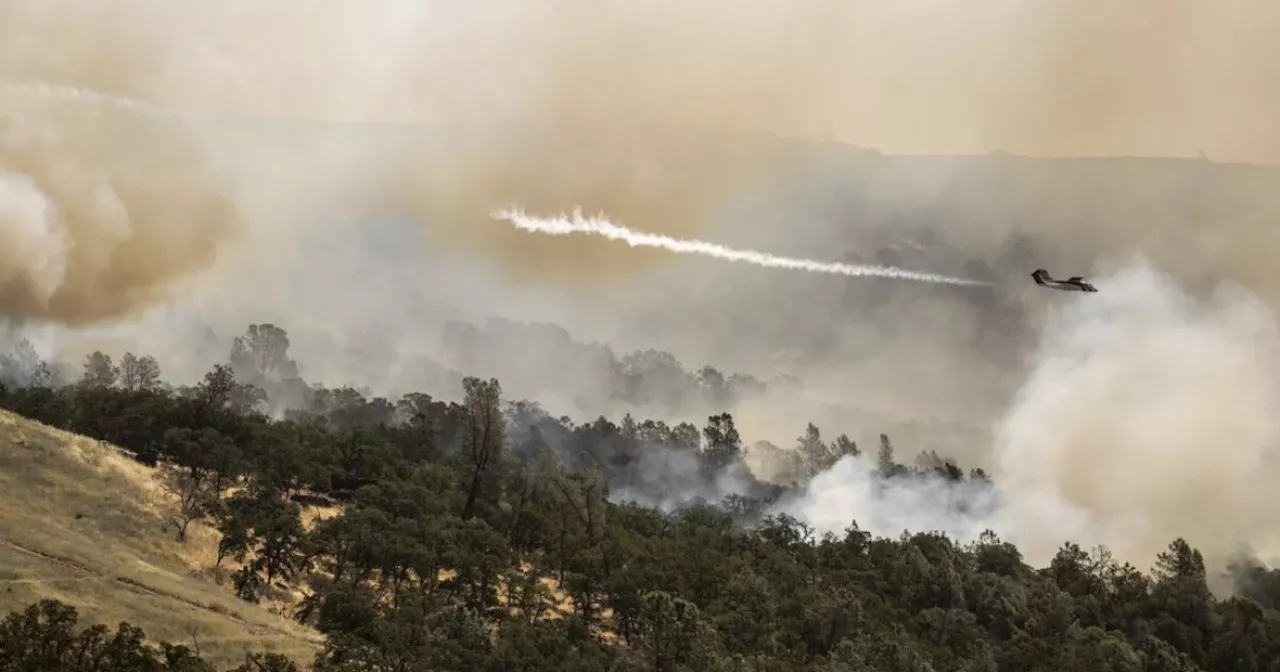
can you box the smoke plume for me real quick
[0,84,241,324]
[784,260,1280,570]
[494,207,989,287]
[992,259,1280,566]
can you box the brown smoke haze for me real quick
[0,91,240,324]
[6,0,1280,574]
[4,0,1280,311]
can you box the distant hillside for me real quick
[0,409,321,670]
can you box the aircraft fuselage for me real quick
[1031,268,1098,292]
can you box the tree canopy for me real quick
[1,324,1278,672]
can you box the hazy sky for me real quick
[2,0,1279,162]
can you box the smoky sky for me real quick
[4,0,1280,324]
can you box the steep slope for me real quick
[0,409,321,670]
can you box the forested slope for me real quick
[2,329,1280,672]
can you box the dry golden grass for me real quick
[298,505,341,533]
[0,410,322,670]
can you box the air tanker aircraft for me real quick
[1031,268,1098,293]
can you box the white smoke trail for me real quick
[492,206,991,286]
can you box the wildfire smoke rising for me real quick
[0,81,239,325]
[786,261,1280,572]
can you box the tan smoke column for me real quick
[0,91,240,324]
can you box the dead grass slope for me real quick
[0,409,322,670]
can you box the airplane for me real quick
[1031,268,1097,292]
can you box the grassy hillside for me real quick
[0,409,321,670]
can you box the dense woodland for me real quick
[3,325,1280,672]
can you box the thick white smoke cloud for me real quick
[782,259,1280,570]
[779,453,1002,539]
